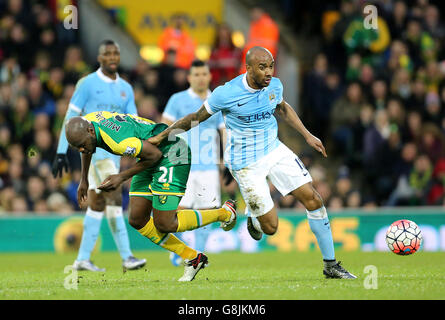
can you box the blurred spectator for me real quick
[63,45,89,84]
[330,81,364,158]
[26,175,47,210]
[386,97,406,128]
[138,95,161,122]
[208,23,242,88]
[370,78,388,110]
[417,123,445,163]
[350,104,374,167]
[387,0,408,40]
[423,91,443,126]
[27,77,56,115]
[158,13,196,69]
[47,192,73,214]
[11,95,34,147]
[4,23,32,70]
[0,56,20,83]
[423,4,445,41]
[408,154,433,205]
[240,7,279,74]
[11,194,28,214]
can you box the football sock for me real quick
[176,208,230,232]
[77,208,103,261]
[194,227,211,252]
[138,219,197,260]
[307,206,336,261]
[106,205,132,260]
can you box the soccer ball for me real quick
[385,219,422,255]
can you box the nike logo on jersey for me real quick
[237,101,248,106]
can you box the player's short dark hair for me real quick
[98,39,119,53]
[189,59,208,72]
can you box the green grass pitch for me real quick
[0,250,444,300]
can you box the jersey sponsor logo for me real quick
[123,146,136,156]
[237,108,276,123]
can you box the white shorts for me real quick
[231,142,312,218]
[179,170,221,209]
[88,158,119,192]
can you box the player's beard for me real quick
[103,64,118,77]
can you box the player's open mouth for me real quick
[265,78,271,84]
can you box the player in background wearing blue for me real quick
[52,40,146,272]
[149,46,356,279]
[161,60,225,266]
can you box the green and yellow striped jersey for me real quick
[84,111,173,158]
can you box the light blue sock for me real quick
[106,206,132,260]
[194,226,211,252]
[307,206,335,261]
[77,208,103,261]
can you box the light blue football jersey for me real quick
[163,88,224,171]
[204,73,283,170]
[56,68,138,167]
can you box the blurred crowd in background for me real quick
[299,0,445,210]
[0,0,444,215]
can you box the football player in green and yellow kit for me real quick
[64,111,237,281]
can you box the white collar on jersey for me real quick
[242,72,264,93]
[96,68,120,83]
[187,87,211,100]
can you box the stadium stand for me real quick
[1,0,445,216]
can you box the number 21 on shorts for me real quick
[158,166,173,183]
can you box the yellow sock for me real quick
[176,208,231,232]
[137,219,197,260]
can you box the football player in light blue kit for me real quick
[52,40,146,271]
[149,47,356,279]
[161,60,225,266]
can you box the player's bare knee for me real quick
[262,222,278,235]
[90,199,106,211]
[153,218,176,233]
[128,215,145,230]
[104,189,122,206]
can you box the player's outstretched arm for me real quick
[77,152,92,206]
[148,105,212,146]
[275,100,327,157]
[98,141,162,191]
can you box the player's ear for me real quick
[87,125,95,136]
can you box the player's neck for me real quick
[101,67,117,80]
[246,73,262,90]
[192,88,209,100]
